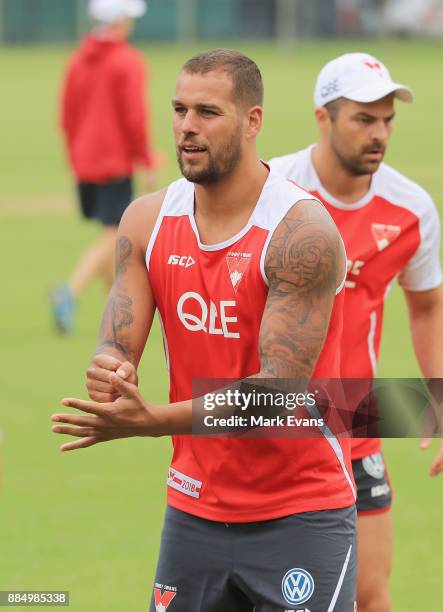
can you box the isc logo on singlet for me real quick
[168,254,195,268]
[177,291,240,339]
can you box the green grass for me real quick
[0,40,442,610]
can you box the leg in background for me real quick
[68,225,118,298]
[357,510,393,612]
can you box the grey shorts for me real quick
[150,505,356,611]
[353,451,392,515]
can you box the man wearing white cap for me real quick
[270,53,443,612]
[51,0,156,333]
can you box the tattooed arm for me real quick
[52,197,346,450]
[260,198,345,380]
[86,190,165,402]
[97,235,143,363]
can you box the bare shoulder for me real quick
[265,198,344,291]
[121,188,166,227]
[119,188,167,256]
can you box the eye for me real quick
[174,106,187,116]
[200,108,217,117]
[358,117,372,125]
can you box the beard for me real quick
[331,137,386,176]
[177,130,243,185]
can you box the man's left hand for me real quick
[419,399,443,476]
[420,436,443,477]
[52,374,165,452]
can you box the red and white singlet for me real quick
[270,146,442,460]
[146,168,355,522]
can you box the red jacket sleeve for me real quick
[61,60,76,136]
[60,59,78,167]
[117,52,154,168]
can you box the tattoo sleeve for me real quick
[260,200,341,379]
[96,236,135,362]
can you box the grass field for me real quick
[0,39,442,610]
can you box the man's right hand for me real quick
[86,354,138,403]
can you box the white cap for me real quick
[314,53,414,107]
[89,0,146,23]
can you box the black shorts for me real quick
[77,177,133,226]
[353,451,392,515]
[150,505,356,611]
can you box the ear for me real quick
[315,106,329,129]
[315,106,333,137]
[245,105,263,139]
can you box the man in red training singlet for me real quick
[270,52,443,612]
[52,49,357,611]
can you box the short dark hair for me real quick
[182,48,264,109]
[324,97,345,121]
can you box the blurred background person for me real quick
[50,0,156,333]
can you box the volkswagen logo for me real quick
[362,452,385,479]
[282,568,315,606]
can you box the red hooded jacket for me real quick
[61,34,154,182]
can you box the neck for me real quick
[191,154,268,246]
[94,24,127,41]
[312,141,372,204]
[194,155,268,219]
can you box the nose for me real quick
[371,119,390,143]
[180,109,200,135]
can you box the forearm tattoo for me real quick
[97,236,135,362]
[261,202,339,379]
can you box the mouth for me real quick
[180,144,207,159]
[363,149,384,161]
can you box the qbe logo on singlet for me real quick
[177,291,240,339]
